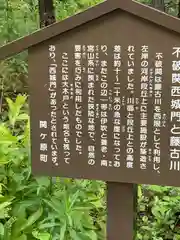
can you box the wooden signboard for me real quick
[29,6,180,188]
[1,0,180,239]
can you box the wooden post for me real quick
[38,0,56,28]
[105,0,137,239]
[107,182,137,239]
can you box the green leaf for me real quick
[38,222,60,230]
[0,200,13,211]
[69,229,82,240]
[15,234,27,240]
[35,177,50,188]
[0,154,10,165]
[6,95,27,126]
[15,94,27,107]
[0,124,17,144]
[43,198,63,216]
[59,222,67,240]
[32,230,51,240]
[20,207,43,231]
[69,190,81,209]
[85,230,98,240]
[11,217,27,236]
[0,223,4,236]
[16,113,29,121]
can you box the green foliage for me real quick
[137,185,180,239]
[0,95,106,239]
[0,0,102,95]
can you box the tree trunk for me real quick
[38,0,56,28]
[178,0,180,18]
[152,0,165,12]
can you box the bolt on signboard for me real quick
[1,0,180,239]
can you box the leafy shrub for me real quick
[0,95,106,240]
[0,0,102,96]
[137,185,180,239]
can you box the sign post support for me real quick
[107,182,137,239]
